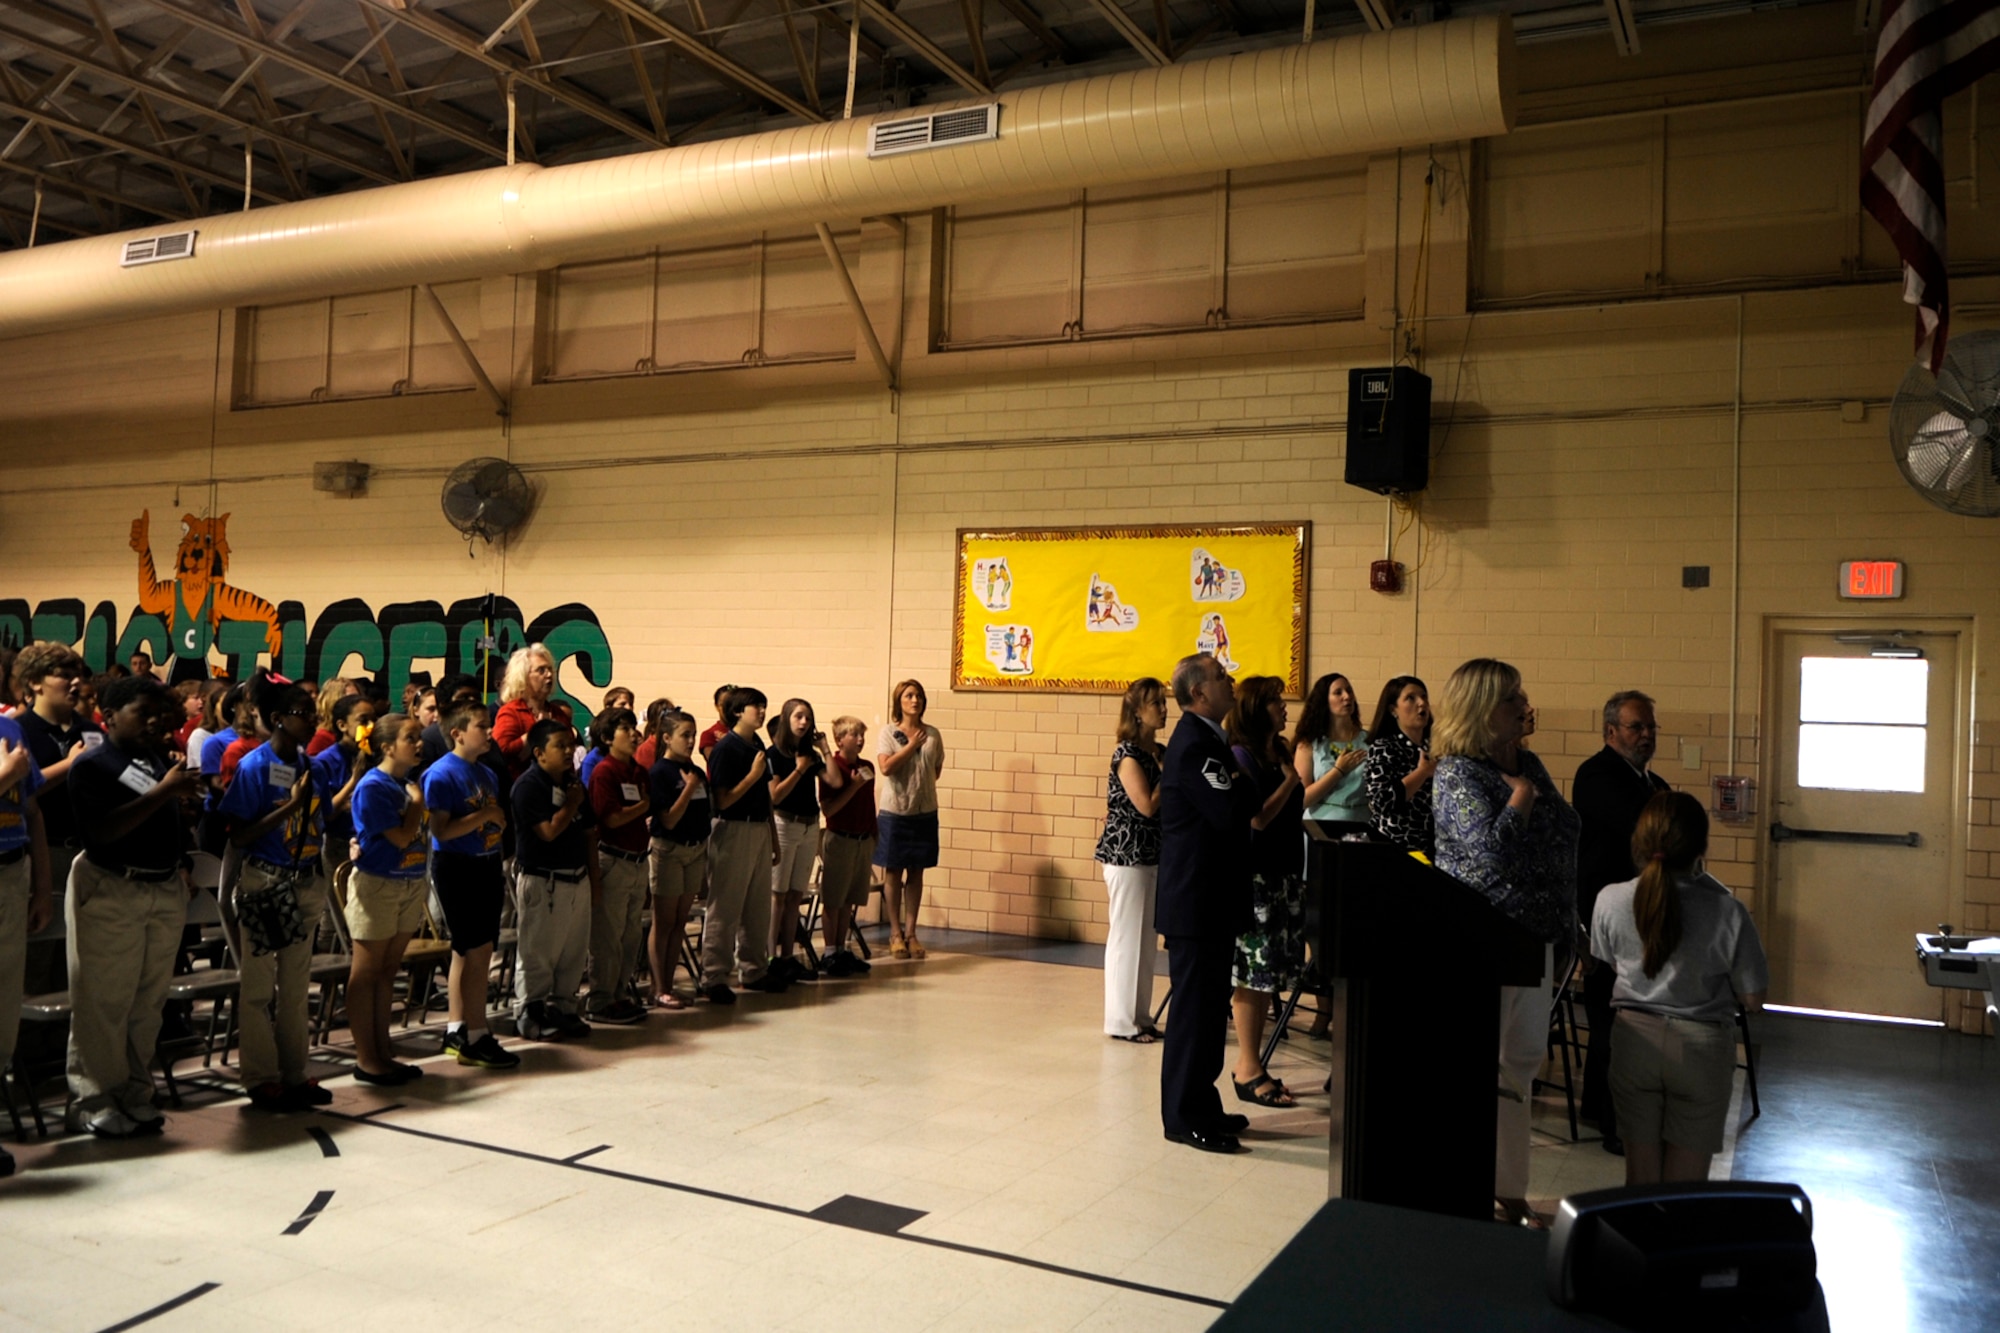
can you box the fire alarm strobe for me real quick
[1370,560,1403,593]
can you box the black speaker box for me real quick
[1548,1182,1827,1332]
[1344,365,1430,494]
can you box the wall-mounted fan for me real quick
[1890,331,2000,517]
[442,457,533,550]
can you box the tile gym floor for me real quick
[1,928,1993,1332]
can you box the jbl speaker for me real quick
[1344,366,1431,494]
[1548,1182,1826,1332]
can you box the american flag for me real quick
[1860,0,2000,372]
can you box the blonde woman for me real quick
[875,679,945,959]
[490,644,573,781]
[1431,658,1580,1227]
[1094,678,1165,1043]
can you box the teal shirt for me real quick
[1304,731,1370,823]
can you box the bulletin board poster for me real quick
[951,524,1309,695]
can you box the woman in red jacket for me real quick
[490,645,573,779]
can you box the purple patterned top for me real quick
[1433,750,1581,944]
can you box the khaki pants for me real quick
[0,857,28,1068]
[514,869,590,1018]
[701,820,771,989]
[234,860,327,1089]
[586,855,647,1014]
[65,857,186,1124]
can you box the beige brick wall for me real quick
[2,11,1996,1030]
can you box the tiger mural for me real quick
[130,510,281,682]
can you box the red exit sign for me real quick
[1839,560,1905,599]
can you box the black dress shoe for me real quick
[1602,1134,1625,1157]
[1165,1128,1247,1155]
[1220,1114,1250,1134]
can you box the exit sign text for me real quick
[1839,560,1905,599]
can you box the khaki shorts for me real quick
[345,869,428,941]
[819,832,876,915]
[1609,1008,1738,1155]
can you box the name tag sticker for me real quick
[81,732,105,751]
[268,763,297,790]
[117,763,158,796]
[620,783,641,802]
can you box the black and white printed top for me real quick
[1366,729,1435,856]
[1094,741,1161,867]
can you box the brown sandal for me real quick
[891,931,911,960]
[907,932,926,959]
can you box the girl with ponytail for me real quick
[1589,790,1769,1186]
[342,712,430,1086]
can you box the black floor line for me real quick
[282,1189,335,1235]
[349,1102,403,1119]
[563,1144,611,1164]
[319,1109,1229,1310]
[306,1126,340,1157]
[94,1281,221,1333]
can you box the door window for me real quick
[1795,656,1929,793]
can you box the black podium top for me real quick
[1307,832,1544,987]
[1213,1199,1615,1332]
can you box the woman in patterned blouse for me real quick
[1225,675,1305,1108]
[1365,676,1435,853]
[1094,678,1166,1043]
[1431,658,1581,1229]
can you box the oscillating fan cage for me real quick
[1890,332,2000,517]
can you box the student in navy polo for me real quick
[0,700,50,1176]
[218,680,334,1113]
[422,700,519,1070]
[64,676,197,1138]
[12,642,98,987]
[700,686,784,1003]
[645,710,708,1010]
[344,713,430,1087]
[511,719,599,1041]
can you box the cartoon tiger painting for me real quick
[130,510,281,681]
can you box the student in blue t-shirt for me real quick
[343,713,430,1087]
[218,680,333,1113]
[421,700,519,1071]
[0,708,50,1178]
[308,693,374,878]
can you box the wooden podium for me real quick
[1306,828,1545,1221]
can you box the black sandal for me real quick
[1110,1030,1157,1044]
[1232,1073,1296,1107]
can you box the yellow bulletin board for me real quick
[951,524,1309,695]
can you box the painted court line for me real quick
[93,1281,220,1333]
[307,1126,340,1157]
[282,1189,335,1235]
[319,1109,1229,1309]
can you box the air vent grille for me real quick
[866,104,999,158]
[121,230,199,267]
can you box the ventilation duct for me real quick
[0,16,1514,340]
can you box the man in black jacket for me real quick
[1157,653,1259,1153]
[1571,689,1670,1154]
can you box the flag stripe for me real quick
[1861,0,2000,371]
